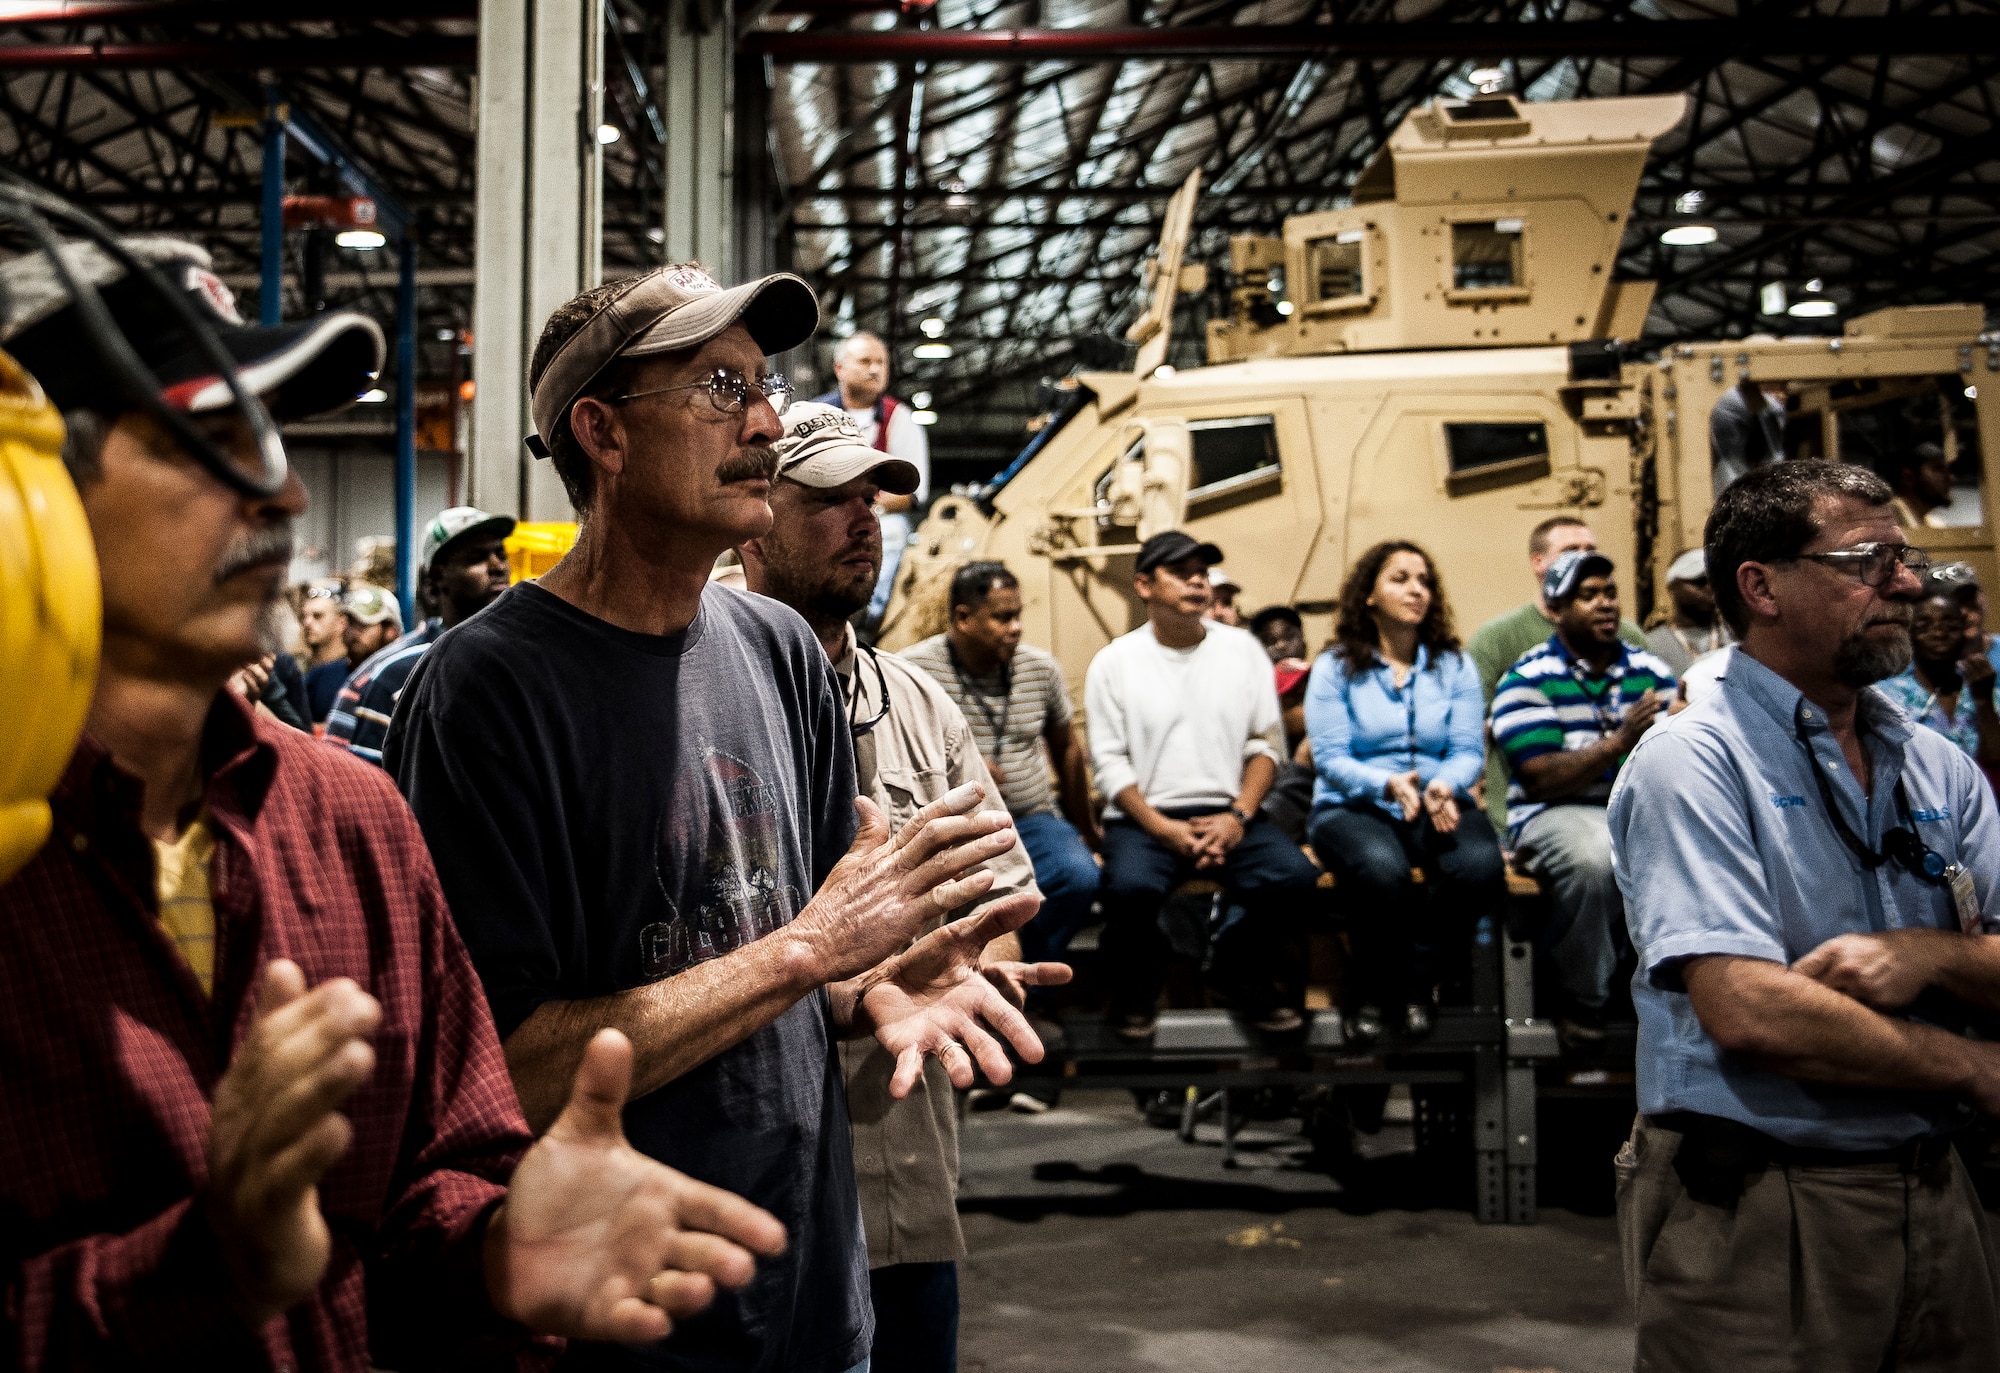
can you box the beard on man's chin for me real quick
[1833,621,1913,687]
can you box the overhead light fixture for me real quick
[335,229,386,250]
[1153,365,1176,379]
[1806,278,1825,293]
[597,123,622,145]
[1968,386,1980,400]
[911,390,932,408]
[913,342,952,360]
[920,317,946,338]
[1275,300,1295,316]
[1468,66,1506,92]
[436,327,456,341]
[911,409,939,426]
[1788,298,1838,319]
[1674,190,1706,214]
[358,387,389,403]
[1759,282,1788,316]
[1659,224,1718,246]
[646,226,665,244]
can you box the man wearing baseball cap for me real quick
[742,402,1062,1370]
[1489,549,1677,1044]
[388,267,1050,1373]
[1085,529,1321,1039]
[325,505,514,764]
[0,233,789,1367]
[1644,548,1735,679]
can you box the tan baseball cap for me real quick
[772,402,920,494]
[528,262,818,460]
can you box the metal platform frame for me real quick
[1050,899,1557,1224]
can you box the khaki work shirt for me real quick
[835,625,1040,1268]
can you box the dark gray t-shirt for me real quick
[386,580,867,1373]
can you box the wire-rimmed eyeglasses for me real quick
[613,367,792,417]
[1792,541,1931,588]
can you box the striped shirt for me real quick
[325,621,437,765]
[1491,632,1675,837]
[901,635,1072,819]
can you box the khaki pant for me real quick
[1616,1117,2000,1372]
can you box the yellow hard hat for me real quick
[0,347,98,884]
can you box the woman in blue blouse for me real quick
[1306,540,1504,1043]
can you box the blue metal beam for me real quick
[394,237,418,627]
[259,101,284,326]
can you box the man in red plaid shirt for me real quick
[0,238,795,1370]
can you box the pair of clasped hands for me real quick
[210,784,1060,1342]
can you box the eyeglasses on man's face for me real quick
[1792,541,1931,589]
[613,367,792,417]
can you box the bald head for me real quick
[832,331,889,409]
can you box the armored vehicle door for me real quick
[1309,355,1631,631]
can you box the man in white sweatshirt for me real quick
[1085,530,1322,1039]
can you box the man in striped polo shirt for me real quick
[1491,549,1676,1044]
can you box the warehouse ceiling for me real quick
[0,0,1994,474]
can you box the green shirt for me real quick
[1467,601,1647,832]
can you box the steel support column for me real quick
[471,0,604,520]
[661,1,734,277]
[394,237,419,626]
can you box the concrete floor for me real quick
[955,1089,1633,1373]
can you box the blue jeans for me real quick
[868,1261,956,1373]
[1307,799,1504,1009]
[1013,810,1099,963]
[1099,810,1321,1019]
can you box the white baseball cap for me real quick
[419,506,517,575]
[772,402,921,494]
[1666,549,1707,584]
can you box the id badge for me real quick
[1948,863,1982,934]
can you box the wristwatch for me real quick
[1228,804,1253,825]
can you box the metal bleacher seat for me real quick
[1051,858,1555,1224]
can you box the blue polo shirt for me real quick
[1609,649,2000,1150]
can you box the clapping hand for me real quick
[1421,777,1460,834]
[860,895,1069,1097]
[1385,770,1423,823]
[484,1029,787,1342]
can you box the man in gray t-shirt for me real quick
[905,561,1103,963]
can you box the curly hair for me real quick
[1331,540,1460,672]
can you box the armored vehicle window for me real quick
[1307,231,1365,305]
[1829,374,1984,528]
[1188,415,1281,500]
[1444,97,1520,122]
[1451,221,1524,292]
[1442,421,1550,496]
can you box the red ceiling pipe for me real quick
[738,17,1996,63]
[0,36,476,67]
[0,1,474,25]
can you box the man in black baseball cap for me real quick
[1134,528,1223,578]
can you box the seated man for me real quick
[1491,549,1675,1045]
[904,560,1103,965]
[1085,531,1322,1038]
[0,235,781,1369]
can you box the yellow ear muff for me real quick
[0,347,99,885]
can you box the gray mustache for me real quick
[719,446,778,484]
[217,523,296,583]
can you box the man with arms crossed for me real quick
[389,267,1044,1373]
[742,403,1063,1372]
[0,238,782,1369]
[1611,461,2000,1370]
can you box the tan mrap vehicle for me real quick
[876,91,1998,690]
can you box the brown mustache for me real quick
[718,446,778,484]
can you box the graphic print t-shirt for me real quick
[386,580,866,1373]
